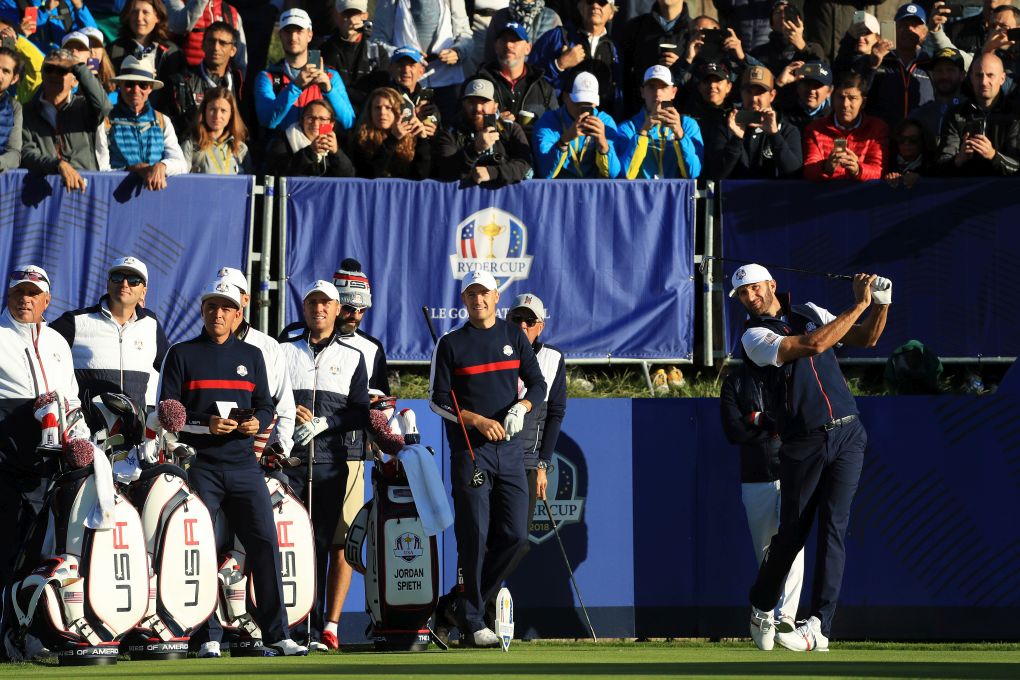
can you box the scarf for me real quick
[0,91,13,152]
[108,102,165,168]
[509,0,544,26]
[200,62,233,91]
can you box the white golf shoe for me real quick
[775,614,796,633]
[307,640,329,653]
[264,638,309,656]
[749,607,775,651]
[197,641,221,658]
[777,616,829,652]
[461,627,500,648]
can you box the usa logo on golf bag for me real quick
[529,451,586,545]
[449,208,533,292]
[393,532,424,563]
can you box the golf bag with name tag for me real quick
[345,403,440,651]
[215,474,316,656]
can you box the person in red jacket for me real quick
[803,71,889,181]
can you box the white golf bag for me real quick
[214,472,316,656]
[345,403,441,651]
[9,440,149,666]
[89,393,219,660]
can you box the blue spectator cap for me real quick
[798,61,832,86]
[894,3,926,24]
[392,46,427,64]
[501,22,530,42]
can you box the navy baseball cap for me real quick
[894,3,926,24]
[798,61,832,86]
[931,47,964,70]
[697,61,731,81]
[500,22,529,42]
[392,46,426,64]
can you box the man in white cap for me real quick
[533,70,622,178]
[51,257,169,411]
[731,263,891,653]
[279,279,369,652]
[619,64,703,179]
[428,270,546,647]
[319,0,389,112]
[96,54,187,191]
[435,77,533,186]
[0,265,87,655]
[159,281,307,658]
[21,47,112,191]
[254,7,354,133]
[213,266,295,460]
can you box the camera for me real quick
[357,20,373,36]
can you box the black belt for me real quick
[820,414,856,431]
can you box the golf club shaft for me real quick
[542,498,597,644]
[703,256,854,281]
[421,306,478,464]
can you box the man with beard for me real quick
[857,3,933,128]
[474,22,556,130]
[909,47,966,155]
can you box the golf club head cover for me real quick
[157,399,187,433]
[34,392,62,449]
[368,408,405,456]
[64,438,95,470]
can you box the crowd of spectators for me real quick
[0,0,1017,189]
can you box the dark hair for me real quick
[832,71,868,95]
[0,45,22,81]
[204,21,239,44]
[302,98,336,122]
[894,118,922,138]
[119,0,171,45]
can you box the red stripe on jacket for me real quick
[454,360,521,376]
[185,379,256,391]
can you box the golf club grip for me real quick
[421,305,477,462]
[421,306,439,343]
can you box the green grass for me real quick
[8,641,1020,679]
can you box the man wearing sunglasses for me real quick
[51,257,169,413]
[96,54,187,191]
[21,47,112,192]
[0,264,88,657]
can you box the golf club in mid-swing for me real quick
[700,256,891,290]
[421,306,484,488]
[542,498,597,644]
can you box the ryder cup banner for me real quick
[0,171,252,343]
[285,179,696,361]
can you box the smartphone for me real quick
[943,2,967,18]
[319,122,334,136]
[833,138,848,153]
[400,99,414,120]
[851,10,867,25]
[307,48,321,68]
[1007,27,1020,42]
[86,57,101,71]
[735,109,763,126]
[23,6,38,23]
[482,113,498,130]
[357,20,374,35]
[659,101,675,110]
[227,408,256,422]
[964,118,986,137]
[577,104,595,117]
[418,87,435,101]
[783,4,801,23]
[879,20,896,42]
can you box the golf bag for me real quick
[345,403,440,651]
[214,471,316,656]
[88,393,219,660]
[9,433,149,666]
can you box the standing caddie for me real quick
[428,270,546,647]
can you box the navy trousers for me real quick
[284,461,348,643]
[0,468,49,639]
[189,463,289,644]
[451,438,529,634]
[749,418,867,636]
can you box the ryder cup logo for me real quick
[529,452,586,545]
[394,531,424,562]
[449,208,533,292]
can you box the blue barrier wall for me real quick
[337,371,1019,641]
[0,171,252,343]
[284,179,695,361]
[720,179,1020,359]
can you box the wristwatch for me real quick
[537,460,553,471]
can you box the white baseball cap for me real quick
[304,279,340,301]
[215,266,248,294]
[729,264,773,297]
[80,27,105,47]
[335,0,368,12]
[570,72,600,106]
[280,8,313,30]
[461,270,499,293]
[643,65,674,86]
[201,280,242,308]
[8,265,50,294]
[61,31,90,50]
[509,293,546,321]
[109,256,148,284]
[850,11,880,37]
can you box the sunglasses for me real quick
[10,270,49,284]
[42,65,71,75]
[508,314,541,327]
[109,272,145,286]
[341,304,366,314]
[123,81,153,90]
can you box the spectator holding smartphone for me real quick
[618,64,702,179]
[749,0,824,77]
[28,0,100,55]
[0,15,44,103]
[884,117,929,187]
[532,70,621,178]
[319,0,390,113]
[351,86,432,178]
[435,77,532,186]
[384,47,441,137]
[937,52,1020,176]
[266,97,355,177]
[774,60,833,133]
[833,10,880,74]
[182,86,250,174]
[803,70,888,181]
[620,0,692,118]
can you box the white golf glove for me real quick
[871,276,892,305]
[503,402,527,441]
[294,417,327,446]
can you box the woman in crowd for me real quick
[109,0,184,81]
[350,87,432,179]
[265,98,355,177]
[182,87,250,174]
[884,118,928,189]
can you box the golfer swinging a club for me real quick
[428,270,546,647]
[732,264,891,653]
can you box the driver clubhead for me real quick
[470,466,485,488]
